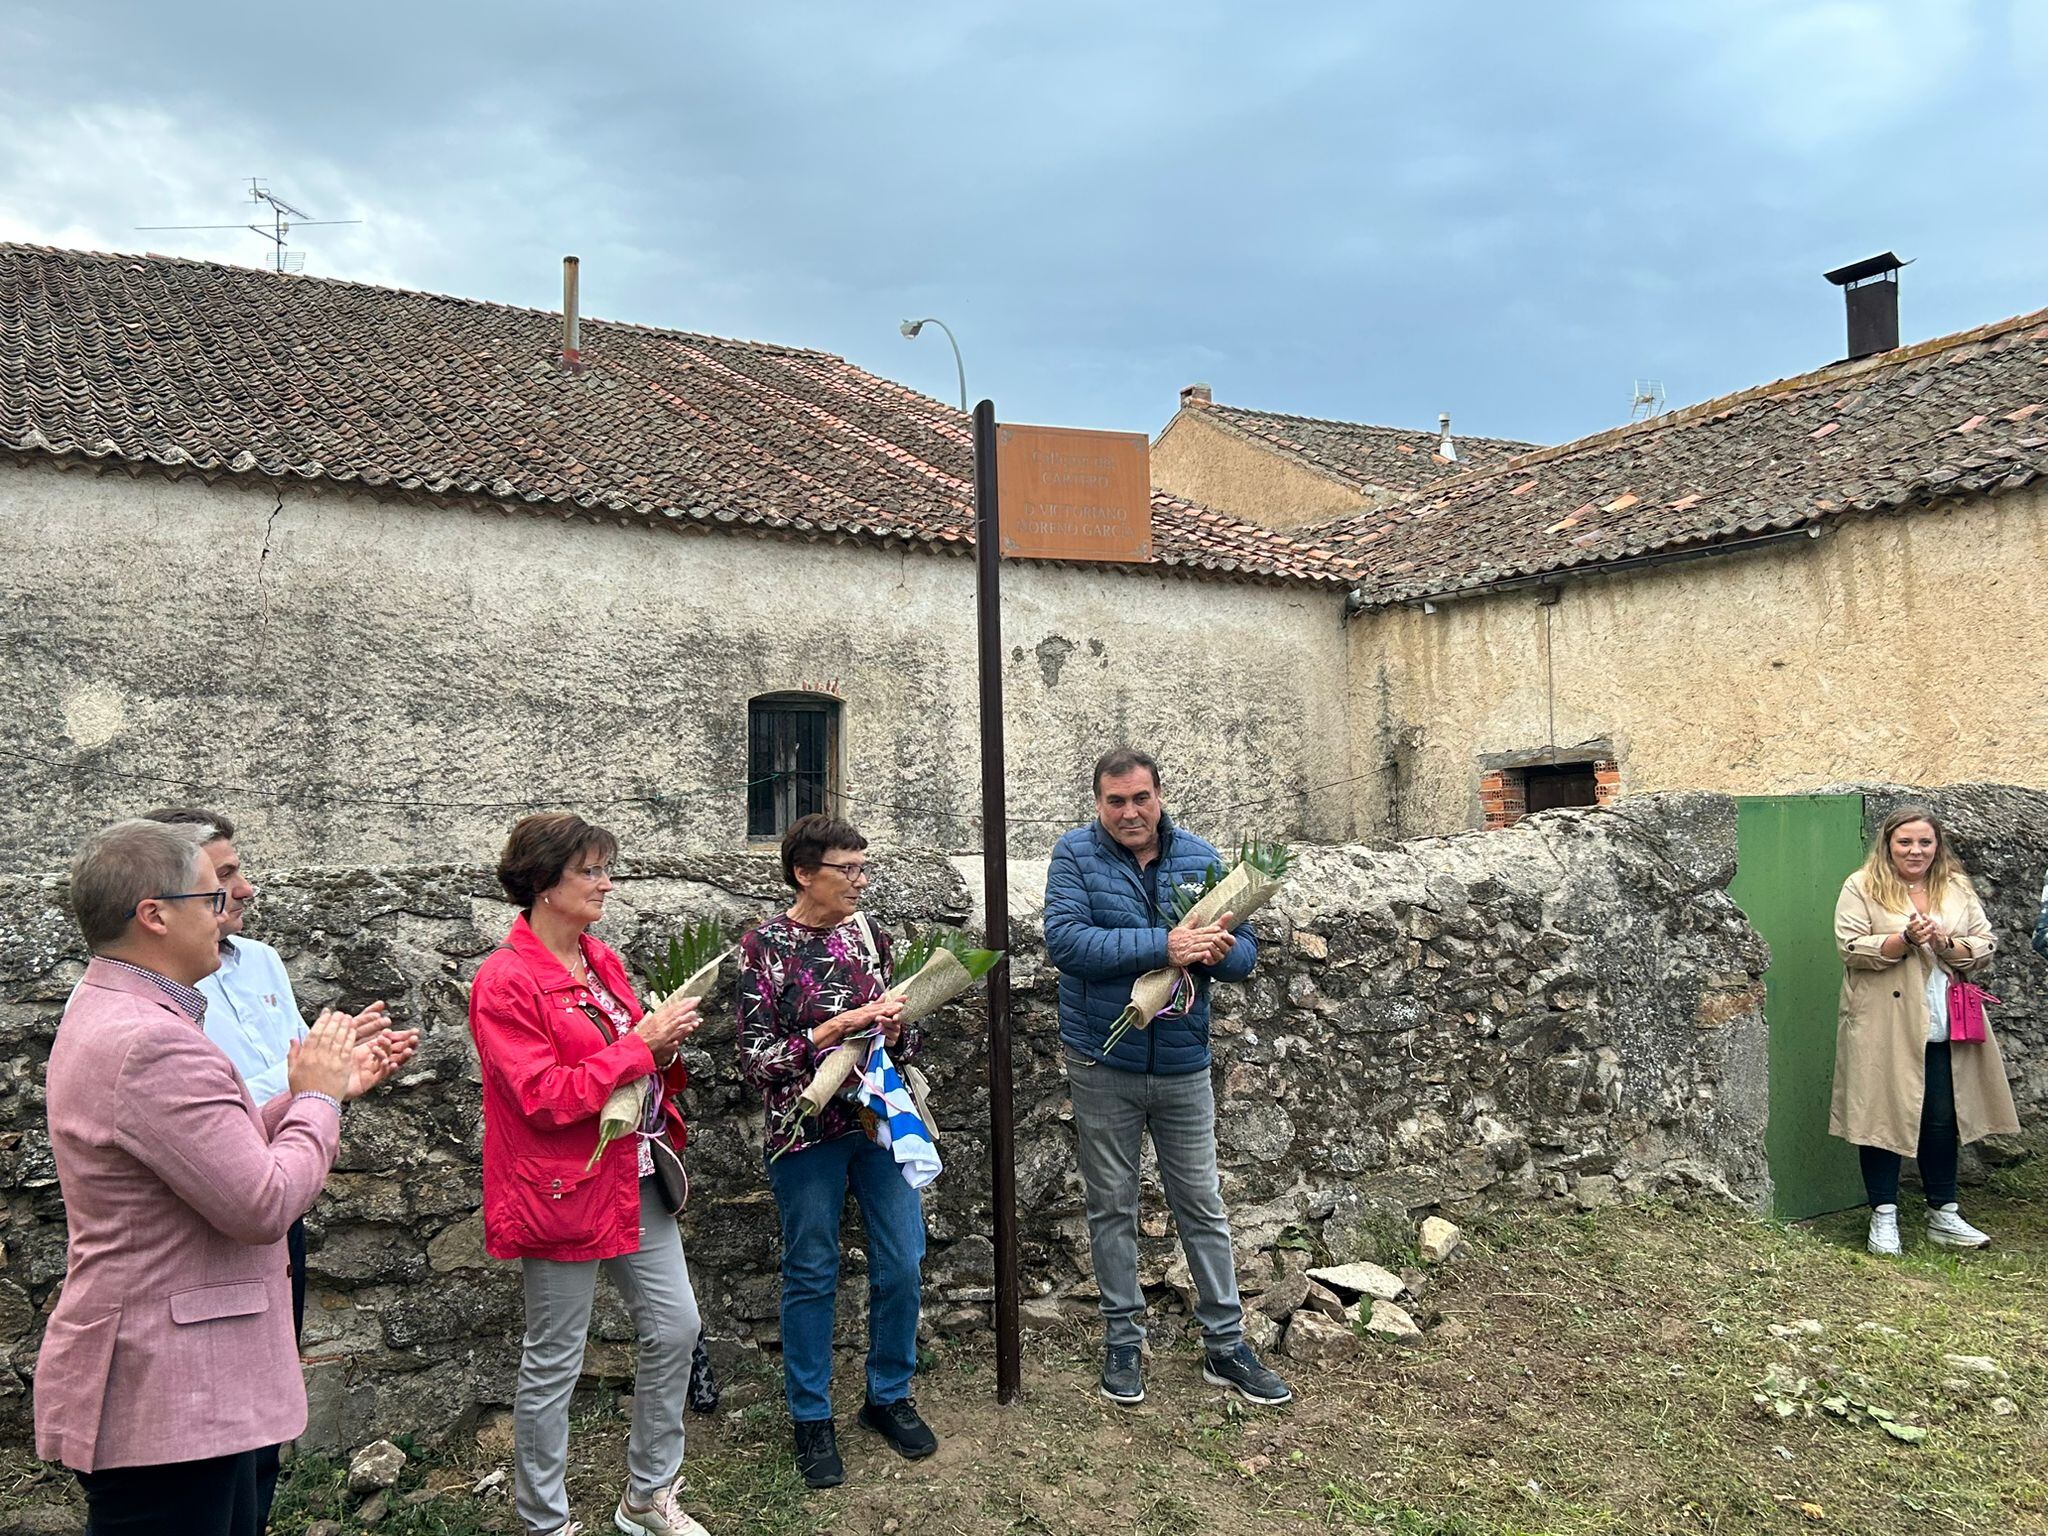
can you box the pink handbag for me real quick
[1947,977,1998,1044]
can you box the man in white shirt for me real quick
[142,806,391,1527]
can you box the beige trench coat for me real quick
[1829,870,2021,1156]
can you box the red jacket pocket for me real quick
[496,1152,611,1251]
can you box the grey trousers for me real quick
[1065,1051,1243,1351]
[515,1180,701,1534]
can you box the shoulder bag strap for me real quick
[851,911,883,974]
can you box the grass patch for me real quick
[271,1448,501,1535]
[11,1147,2044,1536]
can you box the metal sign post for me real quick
[972,399,1022,1405]
[975,409,1151,1405]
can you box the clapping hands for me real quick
[333,1000,422,1101]
[1903,913,1952,950]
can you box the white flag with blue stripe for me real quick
[858,1038,942,1189]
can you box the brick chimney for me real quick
[1179,382,1212,410]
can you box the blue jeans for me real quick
[767,1130,926,1422]
[1859,1042,1961,1207]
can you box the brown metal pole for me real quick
[973,399,1021,1404]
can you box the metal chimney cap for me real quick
[1824,252,1906,287]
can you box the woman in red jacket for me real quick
[469,813,711,1536]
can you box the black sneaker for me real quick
[1203,1342,1294,1405]
[857,1396,938,1460]
[792,1418,844,1488]
[1100,1343,1145,1405]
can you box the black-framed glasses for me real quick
[819,859,873,882]
[130,889,230,919]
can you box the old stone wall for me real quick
[1351,488,2048,840]
[1,460,1355,868]
[0,795,1774,1447]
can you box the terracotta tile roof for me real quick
[1200,401,1539,495]
[1325,307,2048,603]
[0,244,1340,585]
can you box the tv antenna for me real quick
[137,178,362,272]
[1629,378,1667,422]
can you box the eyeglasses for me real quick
[819,859,872,882]
[571,864,613,882]
[130,889,230,919]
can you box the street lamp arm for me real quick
[901,316,968,414]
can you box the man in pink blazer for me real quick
[35,819,410,1536]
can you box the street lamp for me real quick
[900,317,967,413]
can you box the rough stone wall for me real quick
[0,795,1771,1446]
[1352,489,2048,839]
[1,461,1355,867]
[1150,409,1376,530]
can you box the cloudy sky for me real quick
[3,2,2042,447]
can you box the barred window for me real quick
[748,694,840,838]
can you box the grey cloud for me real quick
[3,0,2042,447]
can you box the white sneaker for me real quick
[1926,1203,1990,1249]
[616,1479,709,1536]
[1866,1204,1901,1257]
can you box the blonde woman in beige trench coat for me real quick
[1830,805,2020,1256]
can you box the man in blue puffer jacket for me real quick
[1044,747,1293,1408]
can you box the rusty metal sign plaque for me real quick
[994,424,1152,563]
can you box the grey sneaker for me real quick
[1100,1343,1144,1405]
[1867,1204,1901,1257]
[1203,1342,1293,1405]
[1926,1203,1990,1248]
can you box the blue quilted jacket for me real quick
[1043,816,1257,1075]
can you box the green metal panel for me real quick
[1732,795,1869,1220]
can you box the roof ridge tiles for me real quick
[1407,300,2048,499]
[1,245,1343,586]
[1209,400,1537,450]
[0,240,839,363]
[1316,294,2048,603]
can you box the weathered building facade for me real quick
[1351,485,2048,839]
[0,246,1355,868]
[6,463,1354,866]
[6,247,2045,855]
[1154,307,2048,839]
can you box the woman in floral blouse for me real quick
[737,814,936,1489]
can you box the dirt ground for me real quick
[5,1155,2044,1536]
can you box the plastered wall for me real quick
[1150,409,1374,530]
[2,462,1355,866]
[1350,490,2048,837]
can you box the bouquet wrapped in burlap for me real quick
[1102,838,1291,1053]
[769,927,1002,1158]
[587,920,731,1169]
